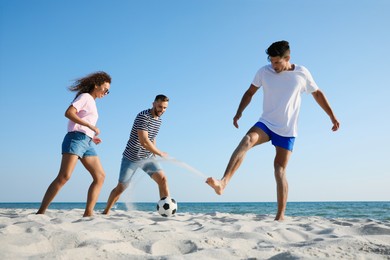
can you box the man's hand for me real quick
[158,151,169,158]
[331,117,340,131]
[233,113,242,128]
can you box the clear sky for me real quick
[1,0,389,204]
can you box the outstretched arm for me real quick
[138,130,168,157]
[312,89,340,131]
[233,84,259,128]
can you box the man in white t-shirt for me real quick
[206,41,340,221]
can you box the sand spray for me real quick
[119,156,208,210]
[139,156,208,179]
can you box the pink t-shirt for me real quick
[67,93,98,138]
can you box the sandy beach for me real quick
[0,208,389,259]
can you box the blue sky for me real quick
[1,0,389,204]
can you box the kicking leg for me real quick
[206,127,269,195]
[151,171,170,199]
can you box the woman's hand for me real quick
[89,125,100,136]
[92,136,102,145]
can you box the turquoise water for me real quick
[0,201,389,220]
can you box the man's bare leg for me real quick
[103,183,127,215]
[152,171,170,199]
[206,127,269,195]
[273,147,292,221]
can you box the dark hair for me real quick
[155,94,169,102]
[68,71,111,99]
[266,40,290,60]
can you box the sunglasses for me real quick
[103,87,110,95]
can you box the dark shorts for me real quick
[254,122,295,151]
[62,131,97,158]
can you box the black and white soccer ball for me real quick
[157,197,177,217]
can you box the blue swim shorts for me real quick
[62,131,97,158]
[254,122,295,151]
[118,156,163,184]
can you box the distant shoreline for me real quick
[1,201,389,221]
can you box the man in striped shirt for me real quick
[103,95,170,214]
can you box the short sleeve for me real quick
[251,67,265,88]
[134,113,149,131]
[301,66,319,93]
[71,94,88,112]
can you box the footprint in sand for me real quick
[150,239,198,255]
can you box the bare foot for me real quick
[206,177,225,195]
[274,213,285,221]
[83,211,93,217]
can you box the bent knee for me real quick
[158,175,168,184]
[56,176,70,186]
[116,183,127,193]
[239,135,254,149]
[99,172,106,182]
[153,172,168,184]
[93,171,106,183]
[241,132,262,148]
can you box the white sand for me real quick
[1,209,389,259]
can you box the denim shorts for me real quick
[254,122,295,151]
[62,131,97,158]
[118,156,162,184]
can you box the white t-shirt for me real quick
[252,64,318,137]
[67,93,98,138]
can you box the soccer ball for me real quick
[157,197,177,217]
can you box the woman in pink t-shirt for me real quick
[37,71,111,217]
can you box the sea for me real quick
[0,201,389,221]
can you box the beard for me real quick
[152,107,164,117]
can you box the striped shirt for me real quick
[123,109,162,161]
